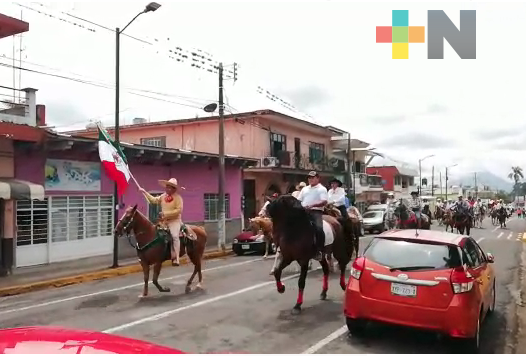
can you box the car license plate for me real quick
[241,244,250,250]
[391,283,417,297]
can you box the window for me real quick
[394,175,401,185]
[140,136,166,148]
[204,193,230,221]
[49,195,114,243]
[462,239,482,267]
[270,133,286,157]
[309,142,325,163]
[16,199,49,246]
[364,238,462,270]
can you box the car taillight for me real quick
[451,266,474,294]
[350,256,365,280]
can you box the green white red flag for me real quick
[97,124,131,196]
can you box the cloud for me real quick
[368,114,408,125]
[276,85,331,110]
[473,126,525,140]
[377,132,456,149]
[491,136,526,151]
[45,101,89,127]
[426,104,448,114]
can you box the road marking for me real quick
[103,267,322,333]
[492,226,499,232]
[507,232,513,240]
[497,232,503,239]
[476,237,485,243]
[0,258,261,316]
[301,325,348,354]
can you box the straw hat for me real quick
[296,182,306,190]
[159,178,185,190]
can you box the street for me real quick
[1,217,525,354]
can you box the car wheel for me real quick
[346,317,367,336]
[460,314,480,353]
[488,281,496,315]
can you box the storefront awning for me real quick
[0,179,45,200]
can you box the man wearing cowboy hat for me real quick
[292,182,306,199]
[328,177,348,219]
[139,178,185,266]
[408,190,423,229]
[297,171,328,261]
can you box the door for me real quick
[294,138,301,168]
[462,238,488,304]
[473,239,493,312]
[243,180,256,221]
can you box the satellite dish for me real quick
[203,103,218,113]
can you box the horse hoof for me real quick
[320,290,328,300]
[160,287,170,293]
[340,282,346,291]
[196,283,204,290]
[269,270,275,276]
[277,285,286,294]
[291,306,301,315]
[139,294,148,299]
[185,286,192,294]
[263,255,268,260]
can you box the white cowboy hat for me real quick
[296,182,306,190]
[159,178,186,190]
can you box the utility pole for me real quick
[440,171,443,196]
[445,167,449,202]
[431,166,435,197]
[419,160,422,195]
[217,62,226,252]
[345,132,351,194]
[474,172,478,199]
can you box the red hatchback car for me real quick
[345,229,496,352]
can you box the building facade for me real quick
[366,165,418,200]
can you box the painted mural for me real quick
[45,159,101,191]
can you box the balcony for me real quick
[367,174,384,192]
[256,150,346,173]
[0,87,38,126]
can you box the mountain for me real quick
[448,171,514,192]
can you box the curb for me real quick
[0,250,234,298]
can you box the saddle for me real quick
[156,223,194,251]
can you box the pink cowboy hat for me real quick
[158,178,186,190]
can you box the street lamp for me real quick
[418,154,434,195]
[445,163,458,202]
[112,2,161,269]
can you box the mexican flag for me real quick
[98,125,131,196]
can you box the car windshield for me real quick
[364,238,462,270]
[363,211,382,219]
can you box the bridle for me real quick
[116,209,141,248]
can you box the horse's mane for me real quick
[267,195,313,242]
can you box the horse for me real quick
[491,209,498,226]
[114,205,208,297]
[443,209,455,232]
[452,210,471,235]
[435,206,445,226]
[248,217,274,259]
[473,205,481,228]
[393,204,431,230]
[497,208,507,228]
[323,204,359,273]
[267,195,354,314]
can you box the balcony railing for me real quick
[267,150,346,173]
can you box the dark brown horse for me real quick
[114,205,208,297]
[267,196,354,314]
[453,210,472,235]
[323,204,359,268]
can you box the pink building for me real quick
[70,110,348,220]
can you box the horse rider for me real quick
[292,182,306,199]
[258,193,278,217]
[407,191,423,229]
[328,177,348,219]
[139,178,184,266]
[297,171,328,261]
[454,194,470,218]
[422,199,431,217]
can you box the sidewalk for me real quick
[0,245,233,297]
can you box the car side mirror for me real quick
[487,253,495,263]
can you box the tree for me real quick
[508,166,524,201]
[495,190,512,203]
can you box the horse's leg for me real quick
[270,247,281,275]
[273,254,292,294]
[185,265,198,293]
[320,258,330,300]
[263,236,269,259]
[152,262,170,293]
[339,261,347,291]
[292,261,309,315]
[139,260,150,298]
[327,249,335,273]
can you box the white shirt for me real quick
[291,190,301,199]
[328,187,346,207]
[297,183,328,211]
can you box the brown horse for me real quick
[267,196,354,314]
[323,204,359,270]
[114,205,208,297]
[443,210,455,233]
[248,217,273,258]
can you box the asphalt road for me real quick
[1,216,525,353]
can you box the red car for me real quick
[345,229,496,352]
[0,327,184,354]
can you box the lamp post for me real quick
[112,2,161,269]
[418,154,434,195]
[444,163,458,202]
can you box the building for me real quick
[68,110,353,220]
[366,162,418,200]
[7,130,255,269]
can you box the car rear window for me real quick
[364,238,462,269]
[363,211,382,219]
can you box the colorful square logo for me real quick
[376,10,425,59]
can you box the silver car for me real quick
[362,210,388,234]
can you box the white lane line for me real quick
[0,258,260,316]
[103,267,322,333]
[497,232,503,239]
[301,325,348,354]
[507,232,513,240]
[476,238,485,244]
[492,226,499,232]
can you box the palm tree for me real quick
[508,166,524,203]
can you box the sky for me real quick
[0,0,524,183]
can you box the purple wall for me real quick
[15,150,243,222]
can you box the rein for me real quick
[120,210,165,252]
